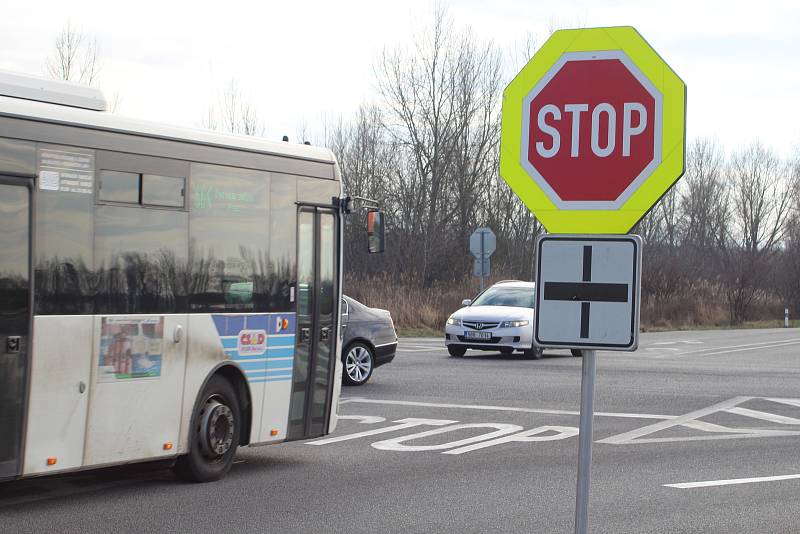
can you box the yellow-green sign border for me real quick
[500,26,686,234]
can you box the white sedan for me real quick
[445,280,582,359]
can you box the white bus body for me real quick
[0,72,345,482]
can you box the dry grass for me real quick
[344,272,793,334]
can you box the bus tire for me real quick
[175,375,241,483]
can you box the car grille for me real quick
[456,335,501,344]
[462,321,499,330]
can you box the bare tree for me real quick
[204,80,266,136]
[775,151,800,314]
[45,22,100,86]
[717,143,793,323]
[376,6,504,285]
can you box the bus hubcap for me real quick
[200,399,234,458]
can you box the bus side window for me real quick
[98,170,139,204]
[188,163,270,312]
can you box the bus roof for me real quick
[0,70,335,165]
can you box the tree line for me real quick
[41,15,800,326]
[325,12,799,326]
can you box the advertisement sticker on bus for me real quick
[238,329,267,356]
[98,317,164,381]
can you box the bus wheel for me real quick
[175,375,241,483]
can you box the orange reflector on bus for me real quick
[46,457,57,466]
[163,442,173,450]
[282,318,289,330]
[270,429,279,436]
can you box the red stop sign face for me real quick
[521,51,662,208]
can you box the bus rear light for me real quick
[163,442,173,450]
[46,457,57,466]
[270,429,279,436]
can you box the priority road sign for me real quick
[500,26,686,234]
[534,234,641,350]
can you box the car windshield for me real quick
[470,287,534,309]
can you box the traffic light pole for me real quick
[574,349,596,534]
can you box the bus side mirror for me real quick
[367,210,385,254]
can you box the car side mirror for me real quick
[462,299,472,307]
[367,210,385,254]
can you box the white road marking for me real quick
[371,423,523,452]
[444,426,579,455]
[339,396,800,445]
[397,347,448,353]
[725,406,800,425]
[664,473,800,489]
[341,397,675,420]
[767,397,800,408]
[306,418,457,445]
[672,338,800,358]
[599,396,800,444]
[651,340,703,346]
[337,415,387,424]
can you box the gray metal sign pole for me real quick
[480,232,485,291]
[574,349,596,534]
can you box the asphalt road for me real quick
[2,328,799,533]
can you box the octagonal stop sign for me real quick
[501,27,686,233]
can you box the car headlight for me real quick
[446,317,461,326]
[500,320,529,328]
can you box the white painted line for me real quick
[340,397,675,420]
[766,398,800,409]
[337,415,386,424]
[397,347,448,353]
[597,396,753,444]
[307,418,457,445]
[664,473,800,489]
[599,396,800,444]
[726,406,800,425]
[672,339,800,358]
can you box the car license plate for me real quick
[464,331,492,340]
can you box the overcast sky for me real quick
[1,0,798,157]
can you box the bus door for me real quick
[0,178,32,479]
[288,207,338,440]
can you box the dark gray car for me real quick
[341,295,397,386]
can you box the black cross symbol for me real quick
[543,246,629,338]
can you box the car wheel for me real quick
[343,343,374,386]
[571,349,583,357]
[174,375,241,483]
[448,346,467,358]
[522,347,543,360]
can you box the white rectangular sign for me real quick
[534,234,641,351]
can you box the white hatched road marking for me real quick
[670,338,800,358]
[599,396,800,444]
[664,473,800,489]
[341,396,800,444]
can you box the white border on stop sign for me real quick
[520,50,664,211]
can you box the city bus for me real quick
[0,70,382,482]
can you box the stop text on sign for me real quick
[535,102,648,159]
[521,50,663,209]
